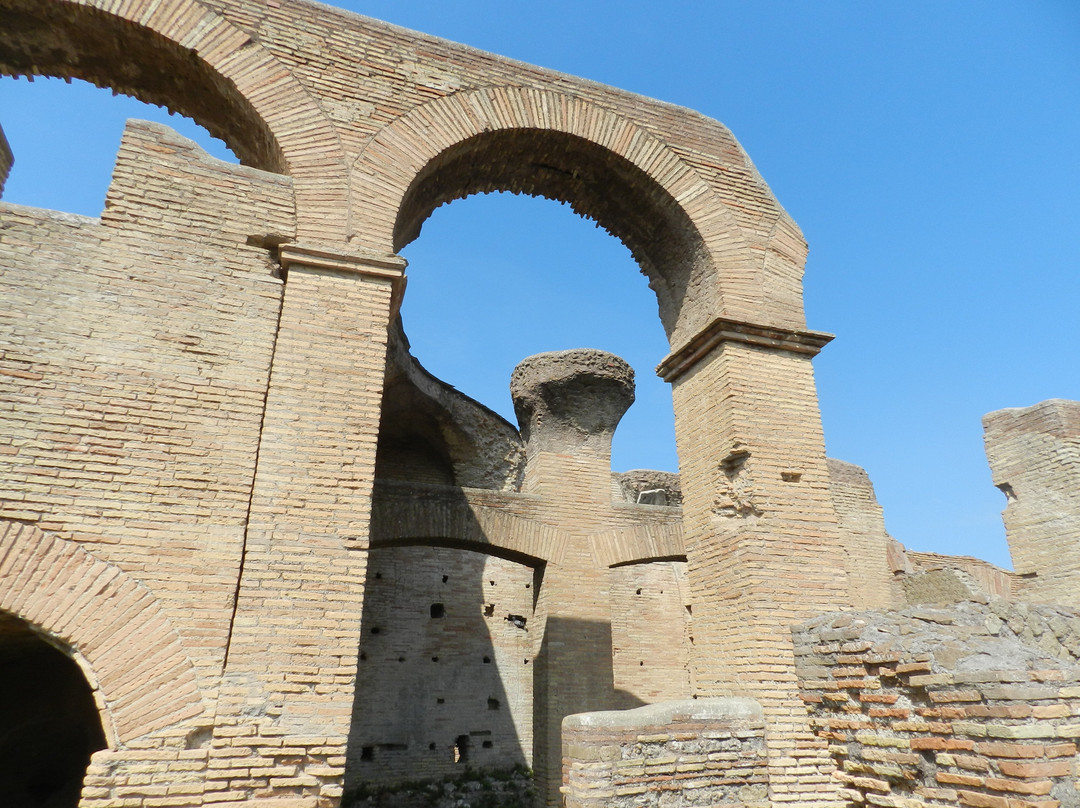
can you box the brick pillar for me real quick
[207,244,405,806]
[983,399,1080,606]
[510,350,635,807]
[659,318,851,807]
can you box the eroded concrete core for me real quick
[614,469,683,506]
[511,349,635,457]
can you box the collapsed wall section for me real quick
[827,458,897,609]
[795,602,1080,808]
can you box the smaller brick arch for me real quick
[0,0,350,241]
[370,487,561,566]
[350,86,759,345]
[0,520,206,745]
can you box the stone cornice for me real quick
[278,242,407,281]
[656,316,834,383]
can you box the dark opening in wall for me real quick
[430,603,445,618]
[0,612,107,808]
[454,735,469,764]
[482,741,493,749]
[361,747,374,762]
[483,656,491,664]
[488,698,500,711]
[484,604,495,617]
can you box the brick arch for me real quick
[350,86,760,345]
[370,492,559,566]
[0,520,206,745]
[0,0,349,241]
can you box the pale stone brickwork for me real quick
[316,349,695,805]
[902,553,1020,604]
[0,118,292,690]
[667,340,850,805]
[6,3,1076,808]
[827,461,1022,611]
[347,545,535,783]
[609,561,694,702]
[561,699,768,808]
[827,459,897,610]
[983,401,1080,606]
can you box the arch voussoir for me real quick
[0,520,206,744]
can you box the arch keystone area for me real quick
[0,520,207,744]
[350,86,760,343]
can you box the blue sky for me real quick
[2,1,1079,568]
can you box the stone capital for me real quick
[656,316,834,383]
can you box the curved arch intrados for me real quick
[394,128,710,340]
[371,536,544,571]
[0,0,284,172]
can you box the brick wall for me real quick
[983,400,1080,606]
[795,602,1080,808]
[561,698,768,808]
[347,545,534,786]
[0,118,292,688]
[828,458,897,610]
[0,1,895,805]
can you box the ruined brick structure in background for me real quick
[1,2,1078,807]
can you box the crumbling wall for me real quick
[903,552,1020,603]
[828,458,897,609]
[0,1,872,805]
[561,699,768,808]
[827,457,1022,609]
[795,602,1080,808]
[984,400,1080,606]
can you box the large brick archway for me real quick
[0,520,205,745]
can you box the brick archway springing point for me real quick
[0,520,207,745]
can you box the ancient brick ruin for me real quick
[1,2,1078,808]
